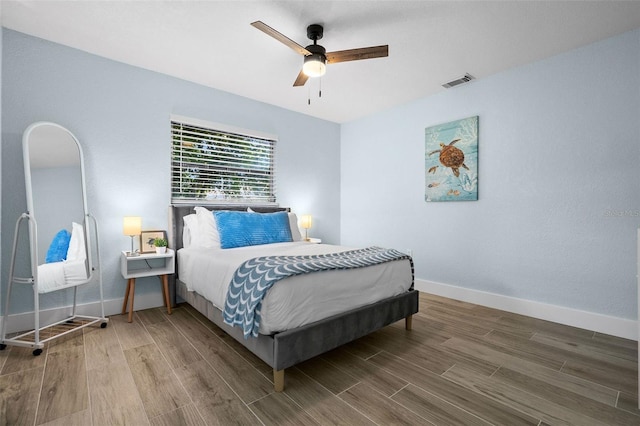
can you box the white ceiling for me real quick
[3,1,640,123]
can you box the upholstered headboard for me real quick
[168,204,289,305]
[168,204,290,251]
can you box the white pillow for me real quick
[66,222,86,262]
[182,214,197,248]
[288,213,302,241]
[64,257,89,282]
[194,206,221,248]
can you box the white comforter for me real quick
[177,242,413,334]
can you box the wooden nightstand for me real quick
[120,249,175,323]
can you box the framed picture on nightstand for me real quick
[139,230,167,253]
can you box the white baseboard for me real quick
[0,292,166,335]
[415,279,637,341]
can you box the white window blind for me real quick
[171,117,277,204]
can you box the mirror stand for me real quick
[0,122,109,356]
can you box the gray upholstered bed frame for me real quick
[169,205,419,391]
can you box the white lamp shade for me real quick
[300,215,313,229]
[302,55,326,77]
[123,216,142,236]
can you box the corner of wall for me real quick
[1,22,4,316]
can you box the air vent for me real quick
[442,73,475,89]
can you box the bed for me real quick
[169,205,419,391]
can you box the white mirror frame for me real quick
[22,121,93,284]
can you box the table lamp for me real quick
[123,216,142,256]
[300,214,313,241]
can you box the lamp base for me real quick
[127,235,139,257]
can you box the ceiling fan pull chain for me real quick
[308,85,311,105]
[319,78,322,98]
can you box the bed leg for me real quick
[274,369,284,392]
[405,315,413,331]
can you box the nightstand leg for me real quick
[127,278,136,323]
[160,276,166,306]
[161,275,171,315]
[122,278,132,315]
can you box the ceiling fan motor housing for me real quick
[305,43,326,57]
[304,25,327,77]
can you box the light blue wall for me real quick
[341,29,640,321]
[1,29,340,314]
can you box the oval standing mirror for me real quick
[23,122,89,282]
[0,122,108,355]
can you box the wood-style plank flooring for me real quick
[0,292,637,425]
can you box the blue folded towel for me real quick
[45,229,71,263]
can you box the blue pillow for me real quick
[45,229,72,263]
[214,211,293,249]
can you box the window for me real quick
[171,115,277,204]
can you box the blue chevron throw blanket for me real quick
[223,246,413,338]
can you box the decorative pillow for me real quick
[248,207,302,242]
[214,210,292,249]
[66,222,86,262]
[194,206,221,248]
[45,229,71,263]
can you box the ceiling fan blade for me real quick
[251,21,311,56]
[293,70,309,87]
[326,45,389,64]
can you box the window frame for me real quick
[170,114,277,206]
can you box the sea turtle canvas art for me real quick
[425,116,478,201]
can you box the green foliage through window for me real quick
[171,119,276,204]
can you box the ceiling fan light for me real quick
[303,53,326,77]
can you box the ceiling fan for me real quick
[251,21,389,87]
